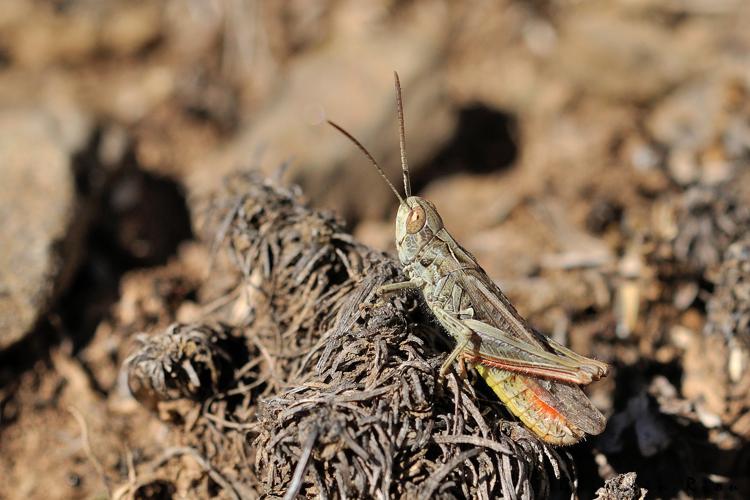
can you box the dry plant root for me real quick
[124,172,579,498]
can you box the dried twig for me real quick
[68,406,111,497]
[153,446,242,500]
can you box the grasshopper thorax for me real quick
[395,196,444,265]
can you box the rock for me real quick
[0,109,85,349]
[595,472,647,500]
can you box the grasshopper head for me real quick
[328,72,438,267]
[395,196,444,264]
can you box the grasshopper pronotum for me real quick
[327,72,608,445]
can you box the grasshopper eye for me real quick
[406,206,426,234]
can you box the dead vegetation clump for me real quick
[616,78,750,349]
[125,323,236,405]
[649,77,750,276]
[706,239,750,348]
[666,184,750,274]
[680,238,750,442]
[123,172,577,498]
[592,77,750,496]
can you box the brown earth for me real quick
[1,1,750,498]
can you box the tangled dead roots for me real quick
[124,172,576,498]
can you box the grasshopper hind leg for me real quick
[544,338,609,380]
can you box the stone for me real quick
[0,109,83,349]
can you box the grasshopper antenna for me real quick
[393,71,412,198]
[327,119,405,205]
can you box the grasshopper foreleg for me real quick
[373,280,420,309]
[377,280,419,296]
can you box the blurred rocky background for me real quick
[1,0,750,498]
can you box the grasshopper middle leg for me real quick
[433,307,476,377]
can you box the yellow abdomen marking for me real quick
[474,365,583,445]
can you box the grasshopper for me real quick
[327,72,609,445]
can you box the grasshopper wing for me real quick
[452,268,608,438]
[459,269,609,383]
